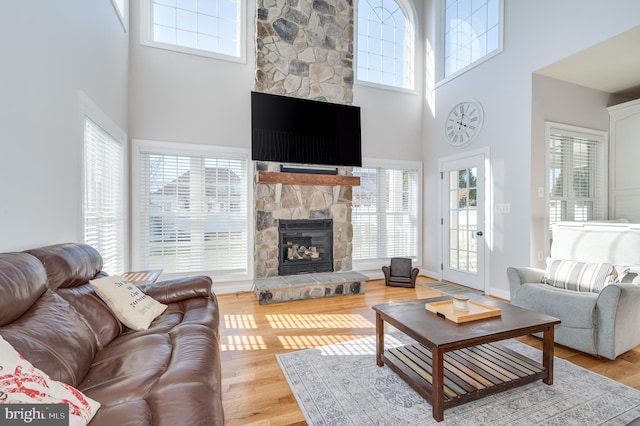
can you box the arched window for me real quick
[356,0,415,90]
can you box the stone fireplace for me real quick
[278,218,333,275]
[253,160,353,279]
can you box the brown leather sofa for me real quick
[0,243,224,425]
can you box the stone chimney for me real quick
[253,0,356,279]
[255,0,354,104]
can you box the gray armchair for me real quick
[382,258,418,288]
[508,222,640,360]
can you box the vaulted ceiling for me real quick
[536,25,640,100]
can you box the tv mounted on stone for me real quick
[251,91,362,168]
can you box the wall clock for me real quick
[445,99,484,147]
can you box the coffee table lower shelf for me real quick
[383,342,547,411]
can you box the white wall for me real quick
[0,1,129,252]
[128,1,256,147]
[422,0,640,299]
[530,74,629,268]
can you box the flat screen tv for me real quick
[251,91,362,167]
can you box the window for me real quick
[352,161,421,268]
[82,95,127,275]
[141,0,244,61]
[356,0,416,90]
[546,123,607,245]
[132,140,250,279]
[439,0,503,82]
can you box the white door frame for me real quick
[437,147,491,292]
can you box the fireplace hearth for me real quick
[278,219,333,276]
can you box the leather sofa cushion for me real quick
[0,289,99,387]
[25,243,103,290]
[56,285,123,350]
[79,296,223,425]
[0,252,47,326]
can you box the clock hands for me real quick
[452,112,468,130]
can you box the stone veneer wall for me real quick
[255,0,354,104]
[254,161,353,278]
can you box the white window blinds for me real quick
[134,144,249,277]
[352,163,420,267]
[83,117,125,275]
[547,125,606,224]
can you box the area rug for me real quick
[418,280,482,296]
[276,334,640,425]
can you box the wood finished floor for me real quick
[218,277,640,425]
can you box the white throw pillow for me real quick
[90,275,167,331]
[0,335,100,426]
[543,258,616,293]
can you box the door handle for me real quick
[476,231,483,236]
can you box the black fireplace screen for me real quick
[278,219,333,275]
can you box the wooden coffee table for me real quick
[372,295,561,422]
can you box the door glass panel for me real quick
[450,189,458,209]
[448,167,478,272]
[449,210,458,229]
[449,249,458,269]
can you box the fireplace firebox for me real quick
[278,219,333,275]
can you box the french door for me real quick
[440,153,486,291]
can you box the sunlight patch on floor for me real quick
[266,314,375,329]
[278,335,370,350]
[221,335,267,351]
[223,314,258,329]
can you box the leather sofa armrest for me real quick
[507,266,545,301]
[141,276,213,304]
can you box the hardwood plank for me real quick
[218,277,640,424]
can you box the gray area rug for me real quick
[276,334,640,425]
[418,281,482,295]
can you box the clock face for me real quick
[445,100,484,147]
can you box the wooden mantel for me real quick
[257,171,360,186]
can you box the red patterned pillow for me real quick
[0,335,100,426]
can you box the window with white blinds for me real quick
[83,117,125,275]
[546,123,607,226]
[352,162,421,268]
[133,141,250,278]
